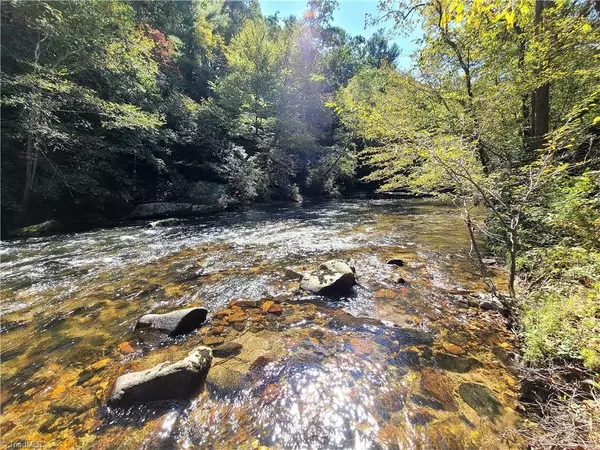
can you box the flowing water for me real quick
[0,198,523,449]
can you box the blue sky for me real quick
[258,0,422,69]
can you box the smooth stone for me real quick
[434,353,482,373]
[136,307,208,337]
[479,298,508,315]
[212,342,242,358]
[442,342,466,355]
[420,368,458,411]
[108,346,212,406]
[386,258,405,267]
[300,260,357,296]
[283,268,304,280]
[205,366,246,396]
[459,382,502,418]
[391,327,434,346]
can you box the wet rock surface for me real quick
[420,368,458,411]
[212,342,243,358]
[136,307,208,337]
[300,259,357,296]
[109,346,212,406]
[459,382,503,418]
[206,366,246,397]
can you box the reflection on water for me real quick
[0,199,522,449]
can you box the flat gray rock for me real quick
[108,346,212,406]
[300,260,356,296]
[136,307,208,337]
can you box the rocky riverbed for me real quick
[0,198,523,449]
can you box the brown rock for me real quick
[261,300,274,313]
[203,336,225,347]
[118,342,135,354]
[378,389,405,412]
[420,368,458,411]
[374,288,396,298]
[212,342,243,358]
[348,337,374,356]
[442,342,465,355]
[227,312,246,324]
[407,408,435,425]
[266,303,283,314]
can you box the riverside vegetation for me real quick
[1,0,599,448]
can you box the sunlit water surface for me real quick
[0,198,523,449]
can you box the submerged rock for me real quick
[108,346,212,406]
[283,268,304,280]
[212,342,242,358]
[327,312,383,331]
[391,327,434,346]
[300,260,357,296]
[420,368,458,411]
[434,353,482,373]
[206,366,246,397]
[407,408,435,425]
[459,382,502,418]
[410,394,445,411]
[469,293,508,315]
[136,307,208,337]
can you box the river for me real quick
[0,198,523,449]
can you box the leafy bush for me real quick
[522,283,600,370]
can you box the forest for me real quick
[1,0,599,448]
[1,0,402,228]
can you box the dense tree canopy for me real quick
[331,0,599,371]
[1,0,401,228]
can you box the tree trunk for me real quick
[464,206,498,297]
[508,227,518,298]
[531,0,552,150]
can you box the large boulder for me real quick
[136,307,208,337]
[108,346,212,406]
[11,220,61,238]
[300,260,357,296]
